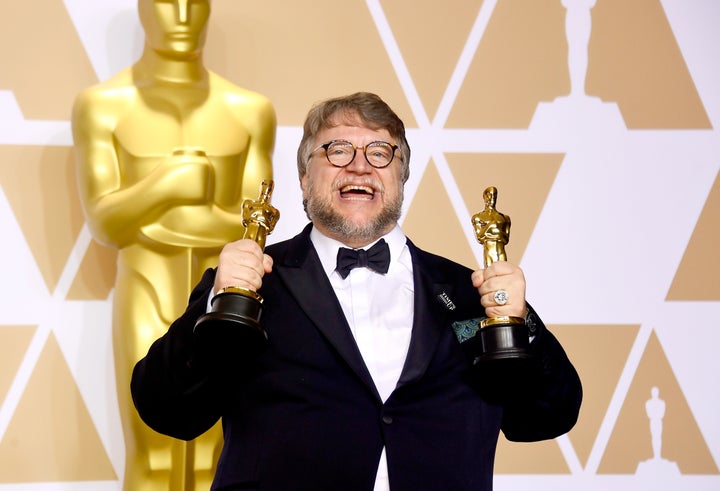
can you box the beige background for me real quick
[0,0,718,489]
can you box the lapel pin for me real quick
[437,292,456,311]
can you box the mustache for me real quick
[332,176,385,193]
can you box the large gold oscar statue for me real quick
[71,1,275,489]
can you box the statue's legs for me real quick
[114,248,222,491]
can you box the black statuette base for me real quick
[193,292,268,366]
[475,320,531,363]
[469,319,538,403]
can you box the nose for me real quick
[345,148,373,173]
[177,0,189,24]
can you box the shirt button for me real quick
[382,415,393,424]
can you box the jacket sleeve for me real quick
[130,267,227,441]
[495,305,583,442]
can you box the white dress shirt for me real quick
[310,225,414,491]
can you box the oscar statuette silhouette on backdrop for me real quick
[194,179,279,354]
[71,0,276,489]
[471,186,530,362]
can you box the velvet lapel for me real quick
[271,225,380,400]
[396,241,458,389]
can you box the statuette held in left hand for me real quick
[470,186,530,363]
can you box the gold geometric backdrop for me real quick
[0,0,718,489]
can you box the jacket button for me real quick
[382,415,393,424]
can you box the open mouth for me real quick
[339,184,376,200]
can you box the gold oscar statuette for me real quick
[194,180,279,352]
[471,186,530,362]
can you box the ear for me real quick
[300,175,309,199]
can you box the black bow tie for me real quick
[336,239,391,279]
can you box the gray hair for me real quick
[296,92,410,183]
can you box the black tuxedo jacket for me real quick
[132,224,581,491]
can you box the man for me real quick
[131,92,581,490]
[72,0,275,489]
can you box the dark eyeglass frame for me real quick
[314,139,399,169]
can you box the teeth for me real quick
[341,185,374,194]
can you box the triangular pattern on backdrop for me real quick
[0,325,36,408]
[666,170,720,300]
[587,0,711,129]
[447,152,563,265]
[551,324,640,468]
[206,0,417,127]
[401,159,478,269]
[0,0,97,119]
[66,239,117,301]
[0,146,85,294]
[381,0,485,121]
[0,333,116,482]
[447,0,568,128]
[598,330,718,475]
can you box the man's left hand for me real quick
[471,261,527,318]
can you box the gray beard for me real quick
[304,186,403,244]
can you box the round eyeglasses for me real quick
[315,139,399,168]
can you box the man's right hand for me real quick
[213,239,273,295]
